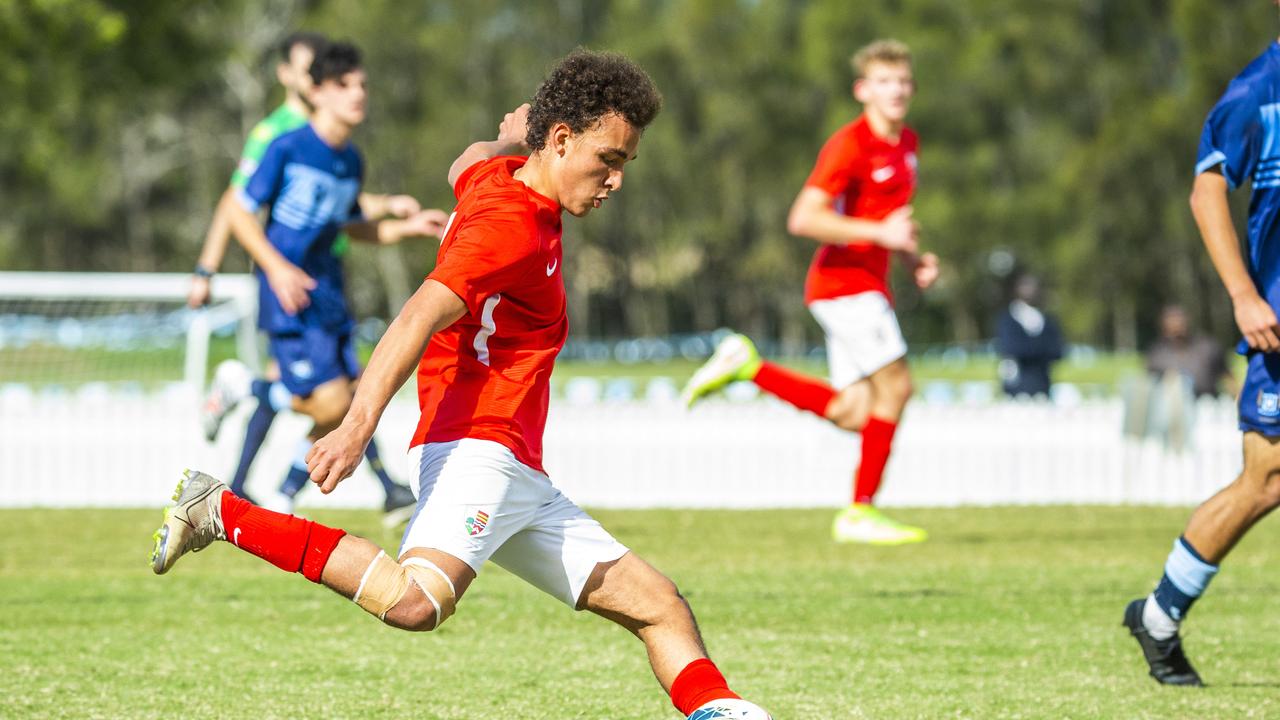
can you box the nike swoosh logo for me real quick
[546,259,558,276]
[233,527,241,547]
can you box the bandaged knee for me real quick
[352,551,457,629]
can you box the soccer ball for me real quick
[687,698,773,720]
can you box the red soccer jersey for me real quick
[802,115,918,304]
[411,156,567,472]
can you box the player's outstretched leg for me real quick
[680,333,762,407]
[200,359,255,442]
[580,553,772,719]
[152,469,472,633]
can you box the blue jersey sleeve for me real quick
[347,152,365,222]
[1197,81,1262,190]
[237,136,288,213]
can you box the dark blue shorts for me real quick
[1239,351,1280,435]
[268,328,360,397]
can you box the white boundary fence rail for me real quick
[0,391,1241,509]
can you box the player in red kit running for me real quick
[151,50,771,719]
[683,39,938,545]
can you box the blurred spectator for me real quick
[1145,304,1232,398]
[996,274,1064,397]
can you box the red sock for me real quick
[670,658,740,716]
[220,492,346,582]
[854,416,898,504]
[751,361,836,417]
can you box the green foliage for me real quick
[2,0,1276,349]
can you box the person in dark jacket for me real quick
[996,274,1064,397]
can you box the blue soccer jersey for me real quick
[1197,42,1280,432]
[237,123,364,335]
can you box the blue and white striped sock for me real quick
[1143,536,1219,640]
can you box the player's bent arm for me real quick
[1191,169,1280,351]
[225,197,316,315]
[357,192,421,220]
[446,103,532,188]
[308,280,466,492]
[344,209,449,245]
[787,187,904,248]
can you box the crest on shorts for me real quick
[464,510,490,537]
[1259,391,1280,418]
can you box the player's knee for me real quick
[635,575,691,628]
[351,552,457,632]
[1256,469,1280,511]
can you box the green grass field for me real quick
[4,506,1279,719]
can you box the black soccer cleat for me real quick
[1122,598,1203,687]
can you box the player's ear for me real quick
[852,79,868,104]
[276,62,292,88]
[549,122,572,157]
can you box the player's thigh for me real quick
[1240,431,1280,496]
[577,552,688,631]
[398,440,543,581]
[267,329,354,400]
[489,490,629,610]
[808,292,907,388]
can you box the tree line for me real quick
[1,0,1273,352]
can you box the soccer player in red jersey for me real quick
[683,39,938,545]
[152,50,771,719]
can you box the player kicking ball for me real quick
[1123,19,1280,687]
[683,40,938,545]
[153,50,771,719]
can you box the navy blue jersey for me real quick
[237,124,364,334]
[1197,42,1280,309]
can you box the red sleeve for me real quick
[804,125,863,197]
[452,159,486,200]
[428,203,538,317]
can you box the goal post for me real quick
[0,272,259,392]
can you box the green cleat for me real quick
[680,333,763,408]
[151,469,228,575]
[832,504,928,545]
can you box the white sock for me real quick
[1143,593,1179,641]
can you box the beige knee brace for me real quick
[352,551,457,629]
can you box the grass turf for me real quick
[3,505,1278,719]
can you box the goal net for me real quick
[0,272,259,392]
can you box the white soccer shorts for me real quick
[400,439,629,608]
[808,291,908,388]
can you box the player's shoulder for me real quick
[1219,44,1280,106]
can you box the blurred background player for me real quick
[219,41,448,517]
[682,39,938,545]
[1123,24,1280,687]
[193,32,427,520]
[154,50,772,720]
[995,273,1064,398]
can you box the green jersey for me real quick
[229,103,308,189]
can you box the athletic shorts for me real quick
[399,439,629,608]
[1239,351,1280,435]
[808,291,908,388]
[267,328,360,397]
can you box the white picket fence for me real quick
[0,386,1242,509]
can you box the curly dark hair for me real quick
[526,49,663,151]
[309,41,361,85]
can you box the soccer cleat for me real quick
[688,698,773,719]
[151,469,228,575]
[200,359,254,442]
[1122,598,1203,686]
[831,504,927,545]
[681,333,763,408]
[382,483,418,529]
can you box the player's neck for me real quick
[310,113,353,149]
[512,153,559,208]
[283,93,310,117]
[863,110,904,142]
